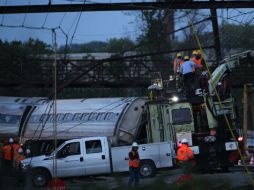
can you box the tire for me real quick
[32,168,50,187]
[139,160,156,178]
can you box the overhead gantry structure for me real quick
[0,1,253,14]
[0,0,253,94]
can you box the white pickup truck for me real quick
[21,137,174,187]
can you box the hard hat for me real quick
[26,148,31,154]
[132,142,138,147]
[181,138,188,144]
[18,148,23,154]
[192,50,197,55]
[176,53,182,57]
[184,55,189,60]
[9,138,14,143]
[196,50,202,54]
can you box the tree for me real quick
[106,38,135,53]
[135,10,172,76]
[0,39,52,96]
[220,23,254,51]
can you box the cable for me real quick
[41,0,53,28]
[69,0,87,48]
[52,28,58,180]
[22,0,31,26]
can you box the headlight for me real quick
[20,163,30,170]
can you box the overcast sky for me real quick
[0,0,147,45]
[0,0,253,46]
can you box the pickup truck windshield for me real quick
[172,108,192,125]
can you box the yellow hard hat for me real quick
[184,55,189,60]
[196,50,202,54]
[176,53,182,57]
[192,50,197,55]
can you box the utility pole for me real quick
[210,0,222,63]
[243,84,248,153]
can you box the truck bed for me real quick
[111,141,174,172]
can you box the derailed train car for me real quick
[0,96,46,139]
[0,97,147,155]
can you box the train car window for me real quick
[56,114,64,122]
[0,114,21,124]
[40,114,47,122]
[97,112,107,121]
[39,114,53,123]
[81,113,89,121]
[63,113,74,122]
[73,113,83,121]
[105,112,119,121]
[172,108,192,125]
[48,114,54,122]
[88,113,98,121]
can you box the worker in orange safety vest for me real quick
[177,138,194,174]
[191,50,203,66]
[3,138,16,174]
[13,139,21,163]
[128,142,140,187]
[173,52,184,74]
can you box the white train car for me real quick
[0,96,147,155]
[21,97,147,146]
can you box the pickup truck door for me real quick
[83,138,110,175]
[56,140,85,177]
[159,142,173,167]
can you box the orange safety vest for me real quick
[13,143,20,161]
[177,144,194,162]
[128,151,140,168]
[16,155,25,170]
[191,57,202,66]
[3,144,14,160]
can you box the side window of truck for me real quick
[85,140,102,154]
[172,108,192,125]
[57,142,80,158]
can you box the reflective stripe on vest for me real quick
[177,144,193,161]
[129,159,140,168]
[128,151,140,168]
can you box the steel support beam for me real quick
[0,1,254,14]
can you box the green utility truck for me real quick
[144,50,254,169]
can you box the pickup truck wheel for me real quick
[139,160,156,178]
[32,169,50,187]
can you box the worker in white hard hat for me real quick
[15,147,26,187]
[2,138,15,174]
[128,142,140,187]
[176,138,194,184]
